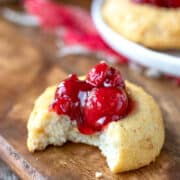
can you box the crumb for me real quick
[95,171,103,178]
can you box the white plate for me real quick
[91,0,180,77]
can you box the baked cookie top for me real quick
[102,0,180,49]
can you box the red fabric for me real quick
[24,0,128,63]
[24,0,180,84]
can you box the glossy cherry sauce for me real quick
[132,0,180,8]
[50,62,129,135]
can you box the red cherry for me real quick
[55,74,78,99]
[166,0,180,7]
[133,0,164,6]
[83,87,128,132]
[103,67,125,89]
[52,74,92,120]
[132,0,180,7]
[86,61,108,87]
[86,61,125,89]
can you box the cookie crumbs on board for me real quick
[95,171,103,178]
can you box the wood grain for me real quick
[0,2,180,179]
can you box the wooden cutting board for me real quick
[0,4,180,180]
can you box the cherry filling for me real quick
[50,62,129,135]
[132,0,180,8]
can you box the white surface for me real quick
[91,0,180,77]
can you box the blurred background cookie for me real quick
[102,0,180,50]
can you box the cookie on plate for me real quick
[102,0,180,50]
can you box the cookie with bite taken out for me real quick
[27,62,164,173]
